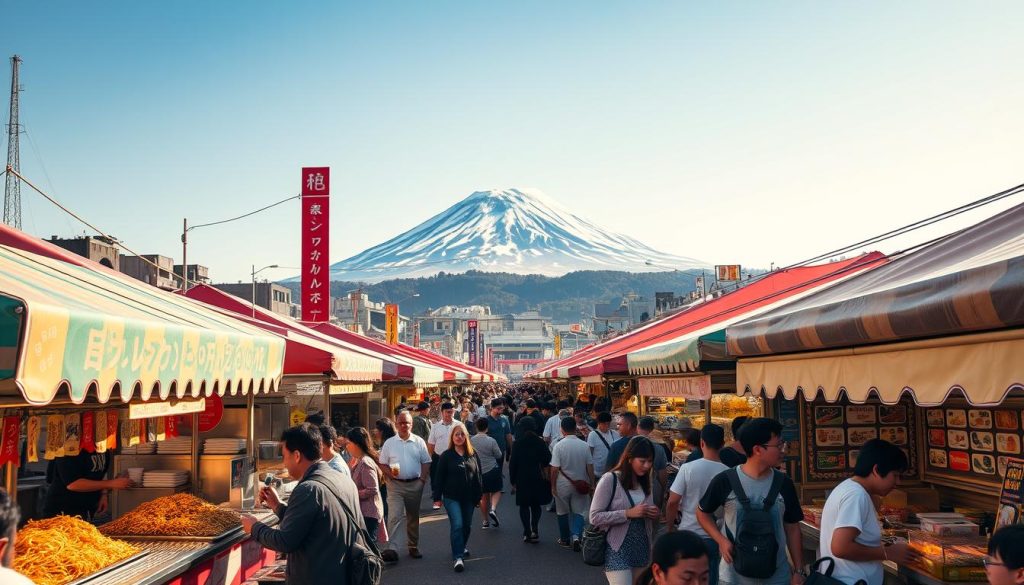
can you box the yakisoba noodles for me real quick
[100,493,241,536]
[13,515,139,585]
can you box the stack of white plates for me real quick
[121,443,157,454]
[157,437,194,454]
[142,470,190,487]
[204,438,246,454]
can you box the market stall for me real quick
[0,238,287,585]
[726,202,1024,584]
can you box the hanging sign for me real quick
[0,417,19,465]
[637,375,712,399]
[301,166,331,322]
[45,415,64,460]
[129,397,207,420]
[385,304,399,345]
[554,335,562,358]
[166,415,179,438]
[995,457,1024,530]
[63,413,81,457]
[106,410,119,451]
[26,415,40,463]
[80,412,96,453]
[198,393,225,432]
[94,410,107,453]
[715,265,741,282]
[289,408,306,427]
[467,320,478,367]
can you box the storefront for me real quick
[0,239,287,584]
[727,202,1024,584]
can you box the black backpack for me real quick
[309,477,383,585]
[724,468,784,580]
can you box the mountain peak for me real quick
[321,188,706,283]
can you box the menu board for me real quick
[924,401,1024,487]
[995,457,1024,531]
[776,398,803,480]
[802,396,920,482]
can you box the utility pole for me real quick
[3,55,22,230]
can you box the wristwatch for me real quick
[794,567,810,577]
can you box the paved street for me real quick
[382,474,608,584]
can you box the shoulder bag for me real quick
[309,477,383,585]
[559,468,592,495]
[805,557,868,585]
[581,473,618,566]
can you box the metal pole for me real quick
[322,376,331,426]
[246,390,256,510]
[181,218,188,290]
[4,461,15,500]
[190,412,200,496]
[251,265,256,318]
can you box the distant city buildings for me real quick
[593,293,653,335]
[212,282,294,317]
[334,291,409,338]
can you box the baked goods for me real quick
[13,515,139,585]
[100,493,241,537]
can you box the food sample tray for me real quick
[67,550,151,585]
[104,526,242,542]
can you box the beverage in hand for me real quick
[390,462,401,477]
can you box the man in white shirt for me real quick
[378,411,432,563]
[587,411,619,477]
[428,402,458,509]
[550,416,594,551]
[819,439,911,585]
[544,408,568,451]
[666,424,728,585]
[318,424,351,478]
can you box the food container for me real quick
[908,530,986,581]
[917,513,979,537]
[259,441,282,461]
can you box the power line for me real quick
[187,194,300,231]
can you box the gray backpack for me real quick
[724,468,784,580]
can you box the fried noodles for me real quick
[13,515,140,585]
[99,493,241,537]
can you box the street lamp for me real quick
[251,264,279,318]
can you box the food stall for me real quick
[727,203,1024,584]
[0,239,287,585]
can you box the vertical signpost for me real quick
[554,334,562,358]
[486,347,494,371]
[412,320,420,347]
[467,320,478,366]
[301,167,330,322]
[385,304,399,345]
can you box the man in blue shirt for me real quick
[484,398,513,526]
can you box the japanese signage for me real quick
[301,166,330,322]
[554,335,562,358]
[695,276,705,295]
[385,304,399,345]
[0,416,19,465]
[637,375,711,399]
[715,265,741,282]
[996,457,1024,530]
[129,397,207,420]
[467,320,478,366]
[570,323,583,333]
[198,393,224,432]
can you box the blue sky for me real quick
[4,2,1024,282]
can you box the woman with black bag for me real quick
[588,436,661,585]
[508,417,551,543]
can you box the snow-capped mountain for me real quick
[323,188,706,282]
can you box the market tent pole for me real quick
[191,411,200,496]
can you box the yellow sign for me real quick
[385,303,399,345]
[554,335,562,358]
[715,264,741,281]
[289,408,306,427]
[129,397,207,420]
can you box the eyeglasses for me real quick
[760,441,788,450]
[983,558,1006,568]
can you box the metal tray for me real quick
[102,526,242,542]
[67,550,151,585]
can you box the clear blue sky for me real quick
[4,1,1024,282]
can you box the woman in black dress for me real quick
[508,417,552,543]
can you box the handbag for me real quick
[805,557,868,585]
[581,473,618,566]
[560,468,591,495]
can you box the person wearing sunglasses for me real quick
[986,525,1024,585]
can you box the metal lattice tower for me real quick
[3,55,22,230]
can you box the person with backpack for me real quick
[588,411,620,477]
[697,418,806,585]
[589,436,662,585]
[242,423,370,585]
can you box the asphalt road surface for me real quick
[381,474,608,584]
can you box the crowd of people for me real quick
[1,383,1022,585]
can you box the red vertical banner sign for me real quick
[467,320,478,367]
[0,416,20,465]
[301,167,331,322]
[80,412,96,453]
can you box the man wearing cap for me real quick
[428,402,458,510]
[412,401,432,443]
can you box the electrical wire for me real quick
[187,194,300,231]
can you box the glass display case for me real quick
[710,394,763,443]
[908,530,987,582]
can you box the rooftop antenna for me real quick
[3,55,22,230]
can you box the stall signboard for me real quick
[996,457,1024,530]
[198,393,224,432]
[716,265,741,282]
[301,166,330,322]
[638,376,712,399]
[802,396,920,483]
[385,304,399,345]
[129,397,206,420]
[923,401,1023,488]
[467,320,478,367]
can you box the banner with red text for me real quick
[301,167,331,322]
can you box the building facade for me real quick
[119,254,178,290]
[47,235,120,270]
[213,282,293,317]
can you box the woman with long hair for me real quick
[590,436,661,585]
[431,422,483,573]
[346,427,388,544]
[508,416,551,543]
[635,530,710,585]
[372,418,397,520]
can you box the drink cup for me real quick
[389,461,401,477]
